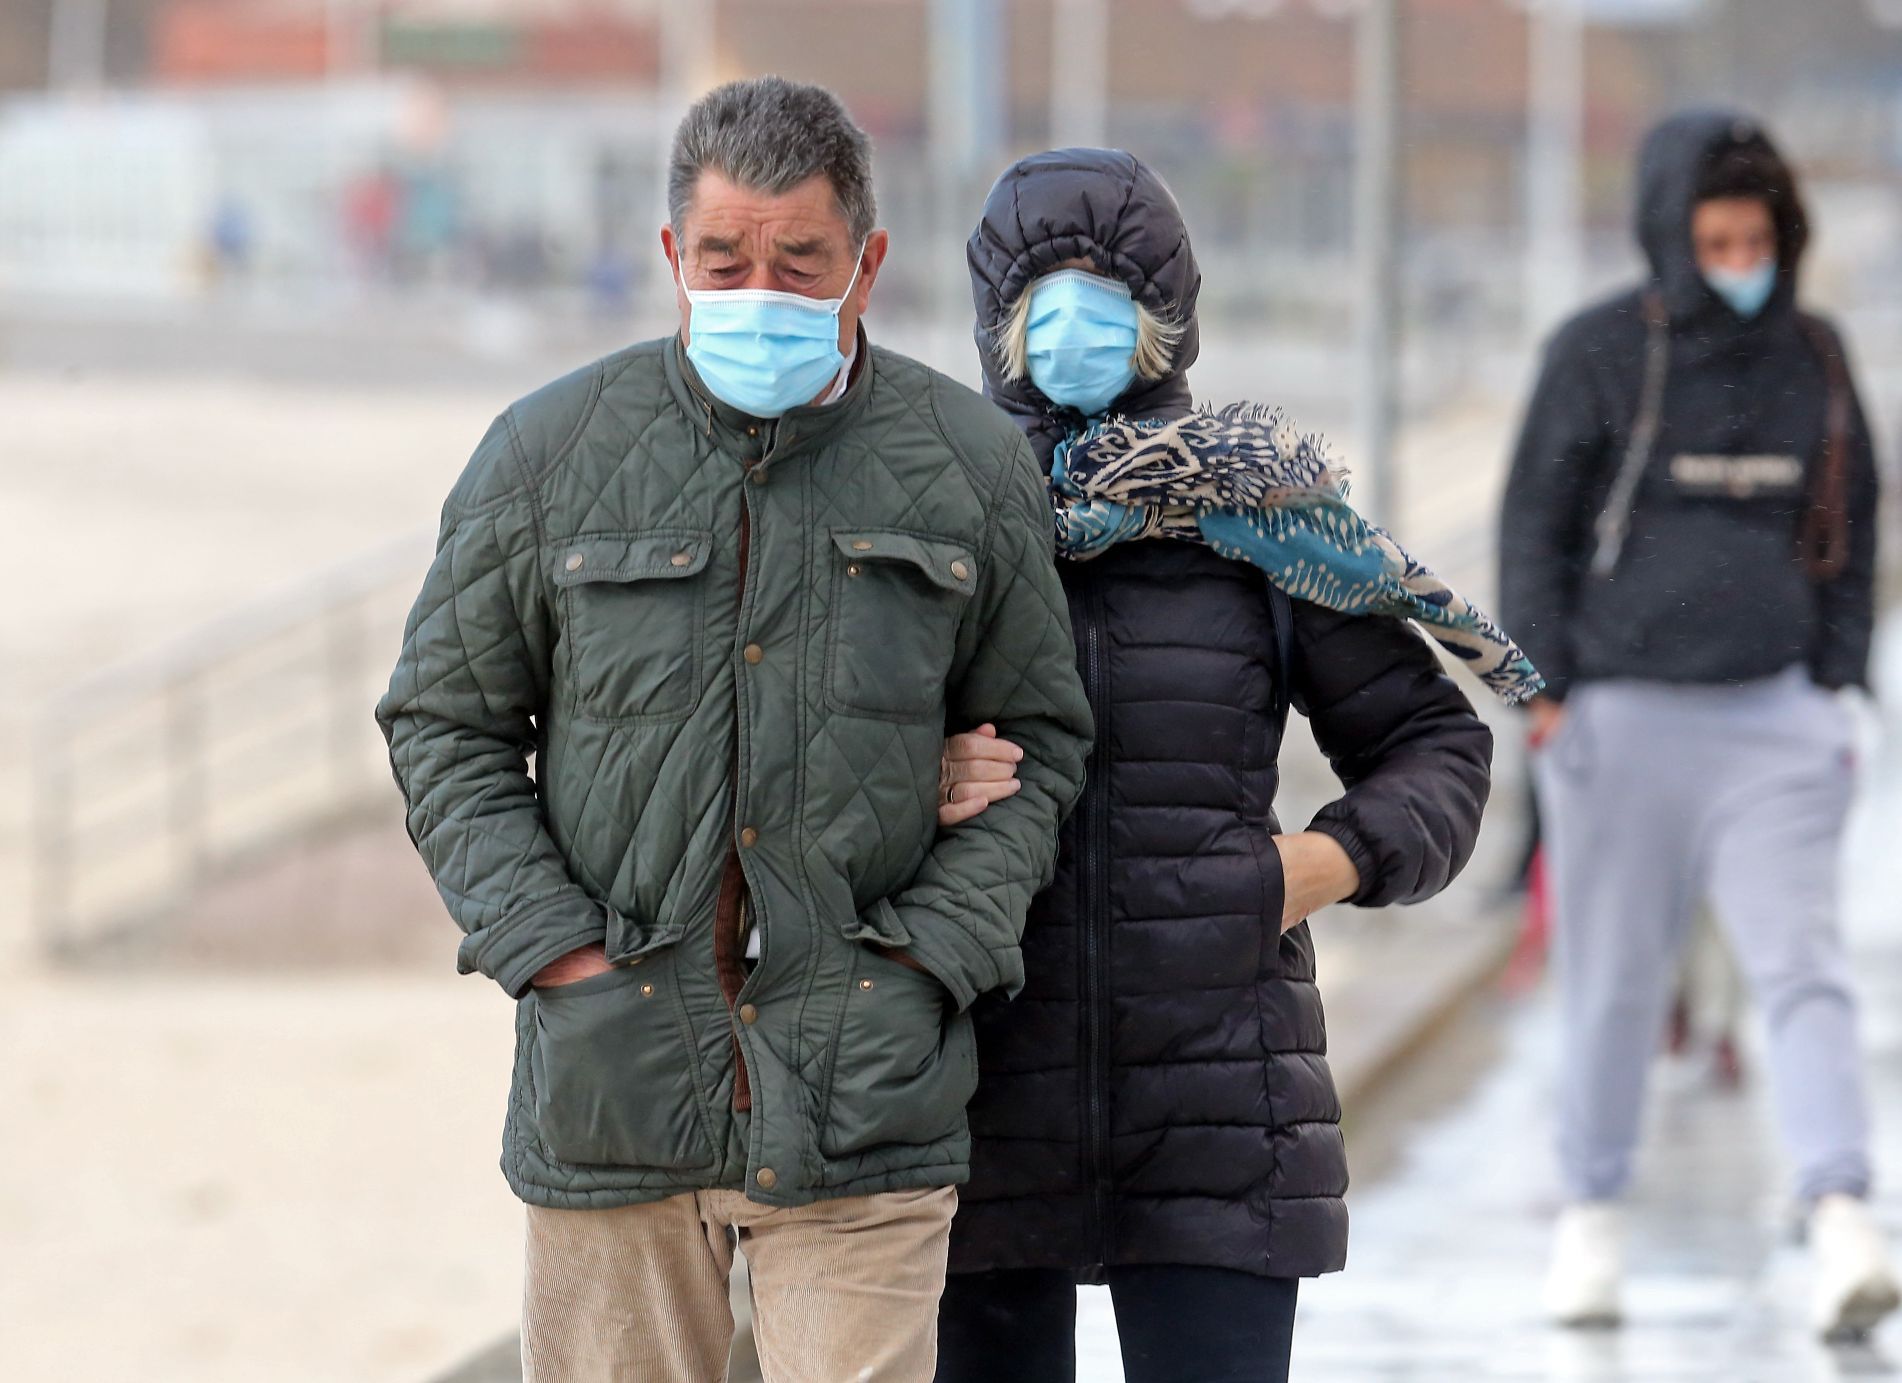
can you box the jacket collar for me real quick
[664,324,875,464]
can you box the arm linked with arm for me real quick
[883,439,1093,1011]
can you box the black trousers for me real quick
[936,1265,1299,1383]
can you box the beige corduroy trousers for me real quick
[522,1186,957,1382]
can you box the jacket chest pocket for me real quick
[553,530,713,723]
[826,529,977,721]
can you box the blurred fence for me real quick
[30,529,428,959]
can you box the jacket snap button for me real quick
[739,1003,758,1025]
[564,553,584,571]
[846,564,861,577]
[670,552,693,568]
[743,643,764,664]
[640,983,655,996]
[950,560,970,581]
[740,827,759,848]
[756,1167,778,1190]
[851,540,874,552]
[859,977,874,991]
[750,469,768,484]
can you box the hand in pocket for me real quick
[530,942,613,989]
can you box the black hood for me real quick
[1635,108,1808,328]
[967,148,1202,463]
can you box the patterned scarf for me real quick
[1049,404,1545,706]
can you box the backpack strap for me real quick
[1589,290,1671,579]
[1796,312,1853,582]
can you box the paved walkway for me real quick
[1070,630,1902,1380]
[1068,948,1902,1381]
[442,924,1901,1383]
[1283,951,1902,1382]
[1068,975,1902,1379]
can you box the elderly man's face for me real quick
[662,171,889,359]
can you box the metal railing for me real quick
[30,527,434,959]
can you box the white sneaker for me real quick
[1810,1194,1901,1341]
[1544,1202,1623,1327]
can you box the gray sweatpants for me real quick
[1535,665,1871,1204]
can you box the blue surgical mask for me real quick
[679,247,866,417]
[1704,258,1777,319]
[1024,270,1141,416]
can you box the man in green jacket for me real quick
[376,76,1092,1381]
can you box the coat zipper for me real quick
[715,422,772,1113]
[1079,583,1114,1270]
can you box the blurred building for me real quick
[2,0,1901,343]
[146,0,662,86]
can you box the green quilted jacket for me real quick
[376,334,1092,1209]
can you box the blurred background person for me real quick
[343,164,402,288]
[1498,108,1895,1339]
[203,194,253,287]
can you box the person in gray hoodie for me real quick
[1499,108,1894,1338]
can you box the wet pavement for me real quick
[1293,963,1900,1382]
[1072,641,1902,1380]
[431,943,1902,1383]
[1071,957,1902,1381]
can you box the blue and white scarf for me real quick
[1050,404,1545,706]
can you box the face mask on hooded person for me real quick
[1689,175,1782,322]
[678,246,867,418]
[1024,270,1141,417]
[1703,258,1777,319]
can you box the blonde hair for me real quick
[992,274,1184,386]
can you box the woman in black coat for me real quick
[933,149,1496,1383]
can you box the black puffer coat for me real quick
[950,149,1495,1281]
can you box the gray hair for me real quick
[993,275,1185,385]
[668,76,876,245]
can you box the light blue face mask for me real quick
[679,246,866,418]
[1024,269,1141,417]
[1704,257,1777,319]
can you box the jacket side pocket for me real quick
[528,958,715,1171]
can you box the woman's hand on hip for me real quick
[1272,831,1360,932]
[939,723,1024,826]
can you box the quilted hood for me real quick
[967,148,1202,463]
